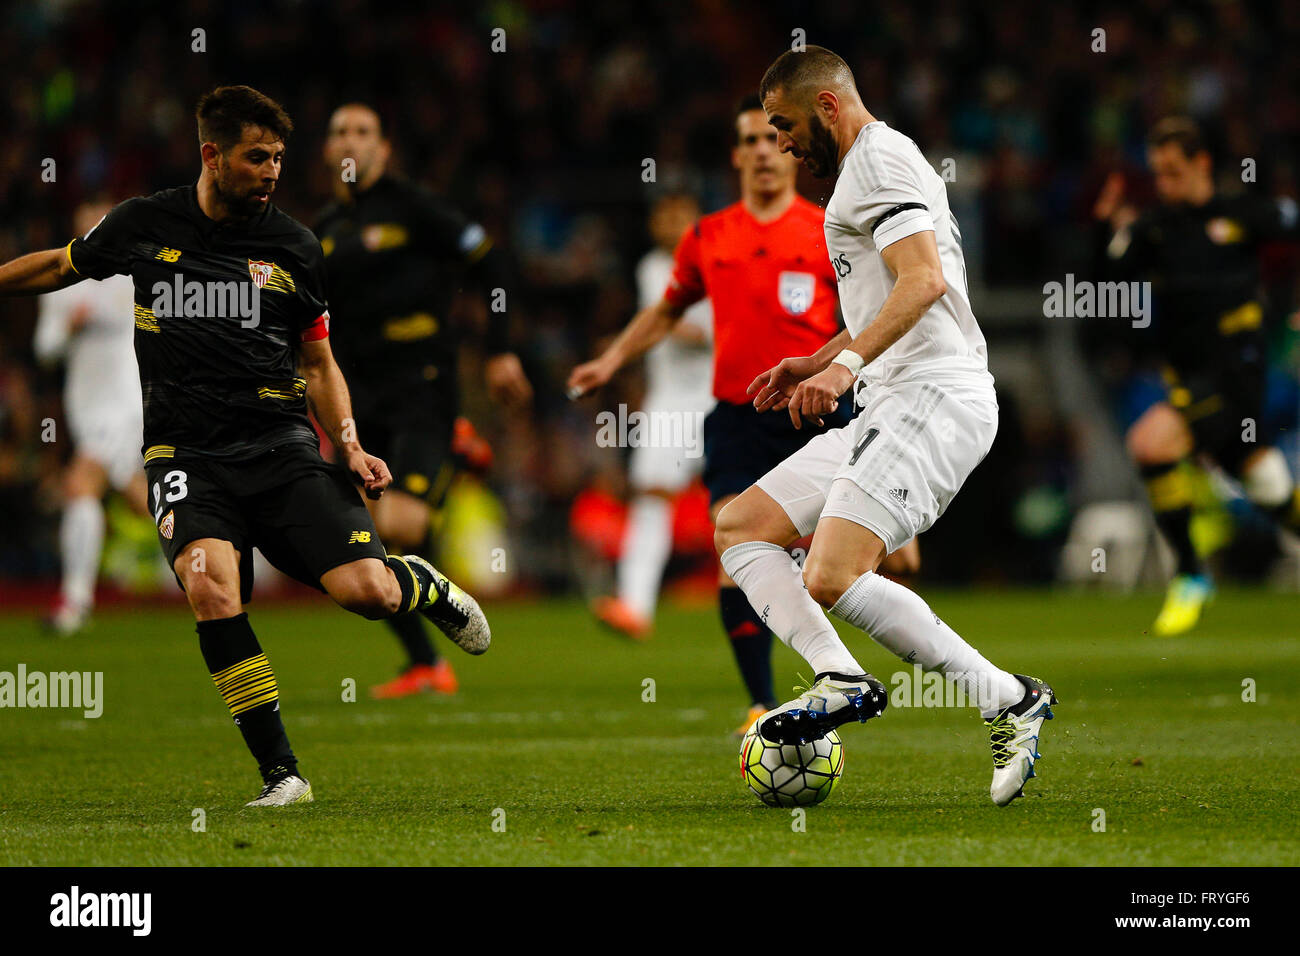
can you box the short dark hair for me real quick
[334,101,388,138]
[759,45,856,102]
[1148,117,1207,159]
[733,93,764,143]
[196,86,294,153]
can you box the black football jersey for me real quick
[313,175,496,421]
[1104,193,1299,373]
[66,184,331,460]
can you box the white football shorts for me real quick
[626,389,711,494]
[69,406,145,491]
[755,380,997,553]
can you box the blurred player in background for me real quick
[34,198,146,634]
[590,192,714,639]
[572,95,922,734]
[315,103,532,698]
[1096,117,1300,636]
[718,47,1054,806]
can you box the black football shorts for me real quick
[1165,353,1268,476]
[702,399,856,506]
[353,413,457,508]
[145,441,387,604]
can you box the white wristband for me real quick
[830,349,864,376]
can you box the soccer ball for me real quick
[739,718,844,807]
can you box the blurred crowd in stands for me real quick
[2,0,1298,593]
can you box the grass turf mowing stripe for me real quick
[0,590,1295,866]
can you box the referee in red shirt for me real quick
[571,95,914,731]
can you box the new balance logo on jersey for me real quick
[889,488,909,504]
[348,531,372,544]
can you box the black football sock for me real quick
[385,554,427,614]
[1141,461,1203,577]
[197,613,297,783]
[720,586,776,708]
[385,612,438,668]
[400,531,442,665]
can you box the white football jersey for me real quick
[35,274,141,424]
[824,122,994,400]
[636,248,714,409]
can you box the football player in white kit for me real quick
[715,47,1056,805]
[592,194,714,638]
[34,199,147,634]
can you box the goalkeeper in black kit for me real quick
[314,103,532,697]
[1095,117,1300,635]
[0,86,492,806]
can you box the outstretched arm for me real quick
[299,336,391,500]
[566,296,686,397]
[0,247,82,296]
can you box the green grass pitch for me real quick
[1,589,1296,866]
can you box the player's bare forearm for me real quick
[0,247,80,297]
[781,234,946,430]
[300,338,391,498]
[809,328,854,372]
[668,322,709,347]
[843,232,946,366]
[604,298,685,368]
[843,276,936,365]
[299,339,360,451]
[567,297,686,397]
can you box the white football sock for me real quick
[720,541,864,677]
[60,495,104,612]
[829,571,1023,717]
[616,494,674,619]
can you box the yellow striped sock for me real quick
[211,653,278,717]
[1145,463,1194,513]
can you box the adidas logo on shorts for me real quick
[889,488,909,504]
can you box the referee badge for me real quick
[778,271,815,315]
[159,509,175,541]
[248,260,274,288]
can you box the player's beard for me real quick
[804,115,839,179]
[215,164,269,219]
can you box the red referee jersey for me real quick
[663,195,840,404]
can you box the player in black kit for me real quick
[314,103,532,698]
[0,86,492,806]
[1095,117,1300,635]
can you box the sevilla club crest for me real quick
[248,260,274,288]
